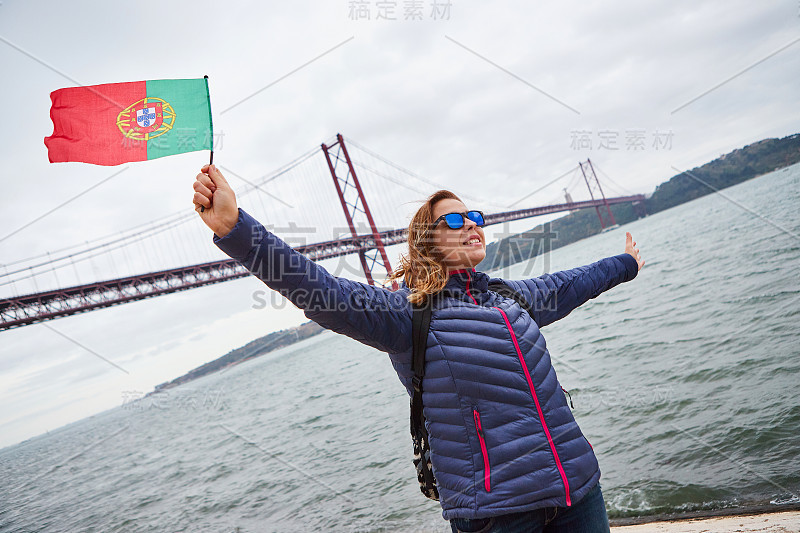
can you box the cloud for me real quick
[1,0,798,448]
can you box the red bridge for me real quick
[0,135,644,331]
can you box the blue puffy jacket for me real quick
[215,209,639,520]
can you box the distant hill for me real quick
[152,320,324,392]
[478,133,800,271]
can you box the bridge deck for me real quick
[0,196,644,330]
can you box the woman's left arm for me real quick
[501,232,644,327]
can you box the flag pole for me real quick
[206,74,214,166]
[201,75,213,213]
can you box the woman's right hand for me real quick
[193,164,239,237]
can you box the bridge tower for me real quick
[579,159,616,229]
[563,188,576,213]
[321,134,398,289]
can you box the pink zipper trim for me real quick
[473,409,491,492]
[494,306,572,506]
[464,271,479,305]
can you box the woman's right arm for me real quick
[193,165,412,355]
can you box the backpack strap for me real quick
[410,295,436,494]
[411,297,433,399]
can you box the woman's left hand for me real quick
[625,232,645,271]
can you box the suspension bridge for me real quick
[0,134,645,331]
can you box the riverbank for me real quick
[611,509,800,532]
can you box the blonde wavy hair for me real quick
[386,190,463,304]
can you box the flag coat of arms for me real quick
[45,78,213,166]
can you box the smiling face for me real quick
[430,198,486,272]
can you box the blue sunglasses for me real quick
[431,210,486,230]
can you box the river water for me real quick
[1,164,798,532]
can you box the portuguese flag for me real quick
[45,78,213,166]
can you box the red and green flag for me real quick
[44,78,213,166]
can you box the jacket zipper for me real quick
[493,306,572,506]
[472,409,491,492]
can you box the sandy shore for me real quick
[611,510,800,532]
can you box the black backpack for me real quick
[410,281,537,501]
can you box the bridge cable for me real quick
[590,161,636,195]
[346,138,509,209]
[2,147,320,276]
[509,165,578,208]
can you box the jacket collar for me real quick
[444,268,489,296]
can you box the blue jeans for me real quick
[450,483,610,533]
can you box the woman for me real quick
[193,164,644,533]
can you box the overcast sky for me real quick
[1,0,798,449]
